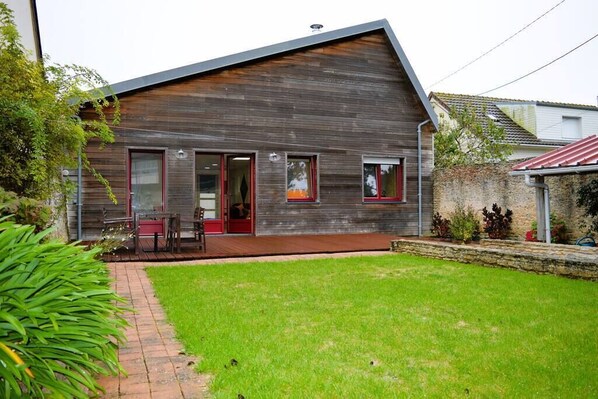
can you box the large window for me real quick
[363,157,404,202]
[287,155,318,202]
[130,151,164,213]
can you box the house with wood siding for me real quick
[73,19,438,240]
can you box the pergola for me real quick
[510,135,598,243]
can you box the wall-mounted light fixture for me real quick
[176,149,188,159]
[269,152,281,162]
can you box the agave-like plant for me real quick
[0,219,127,398]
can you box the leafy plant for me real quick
[528,214,569,244]
[0,220,127,398]
[0,187,52,231]
[431,212,451,238]
[434,104,512,168]
[90,223,135,256]
[576,179,598,235]
[482,203,513,239]
[449,204,480,243]
[0,3,120,203]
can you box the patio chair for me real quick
[171,207,206,252]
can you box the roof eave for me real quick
[509,164,598,176]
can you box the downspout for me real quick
[524,174,551,244]
[77,150,82,240]
[417,119,431,237]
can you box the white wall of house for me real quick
[4,0,40,61]
[498,102,598,142]
[535,105,598,142]
[509,145,558,160]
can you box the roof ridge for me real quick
[431,91,598,109]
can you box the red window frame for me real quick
[363,161,404,202]
[287,155,318,202]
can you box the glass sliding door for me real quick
[227,155,252,234]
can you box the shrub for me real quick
[449,205,480,243]
[576,179,598,235]
[0,187,52,232]
[527,214,569,244]
[0,220,127,398]
[431,212,451,238]
[482,203,513,239]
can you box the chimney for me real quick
[310,24,323,33]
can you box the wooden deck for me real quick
[102,233,398,262]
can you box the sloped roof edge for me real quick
[103,19,437,130]
[510,134,598,176]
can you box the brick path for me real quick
[98,251,388,398]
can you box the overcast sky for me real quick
[36,0,598,105]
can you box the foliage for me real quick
[0,220,127,398]
[147,255,598,398]
[576,178,598,235]
[0,187,51,231]
[90,223,135,257]
[527,213,569,244]
[481,203,513,239]
[0,3,120,203]
[448,204,480,243]
[431,212,451,238]
[434,104,512,168]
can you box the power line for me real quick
[426,0,566,90]
[477,32,598,96]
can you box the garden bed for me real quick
[391,238,598,280]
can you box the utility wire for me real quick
[477,32,598,96]
[426,0,566,90]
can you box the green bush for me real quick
[449,205,481,243]
[0,220,127,398]
[0,187,52,232]
[529,213,569,244]
[576,179,598,235]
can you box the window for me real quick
[130,151,164,213]
[363,157,404,202]
[287,156,318,202]
[562,116,582,140]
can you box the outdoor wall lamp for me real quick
[269,152,281,162]
[176,149,188,159]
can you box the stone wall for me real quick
[432,161,597,242]
[391,239,598,280]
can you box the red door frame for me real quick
[226,155,254,234]
[199,153,254,235]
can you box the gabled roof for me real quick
[105,19,438,130]
[429,92,567,147]
[511,134,598,176]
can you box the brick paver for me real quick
[98,251,388,398]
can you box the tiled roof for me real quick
[512,134,598,173]
[430,92,567,147]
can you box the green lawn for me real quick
[146,254,598,398]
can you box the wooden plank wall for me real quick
[75,32,434,239]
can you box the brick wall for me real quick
[432,161,597,241]
[391,239,598,280]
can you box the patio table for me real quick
[134,212,180,255]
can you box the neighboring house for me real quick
[4,0,42,61]
[429,92,598,160]
[74,19,438,240]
